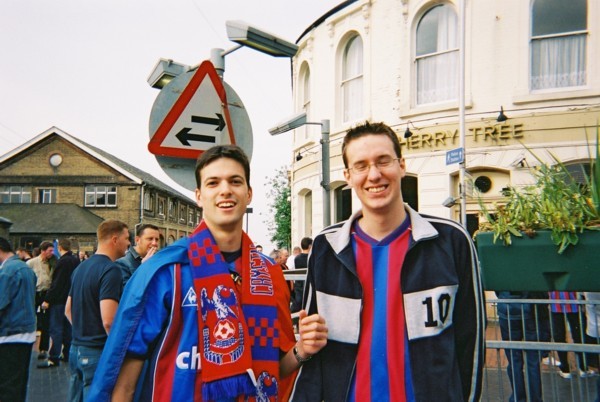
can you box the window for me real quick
[565,162,591,185]
[168,200,175,218]
[300,64,311,140]
[158,199,165,216]
[341,35,363,122]
[85,185,117,207]
[530,0,587,90]
[0,186,31,204]
[179,205,186,223]
[334,185,352,223]
[143,192,153,211]
[38,189,56,204]
[188,210,194,225]
[302,66,311,112]
[303,190,313,237]
[416,4,458,105]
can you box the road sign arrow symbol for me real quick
[175,127,217,146]
[191,113,225,131]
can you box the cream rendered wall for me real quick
[288,0,600,246]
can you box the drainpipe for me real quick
[136,182,146,235]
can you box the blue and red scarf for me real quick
[189,222,281,401]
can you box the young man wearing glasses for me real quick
[291,121,485,402]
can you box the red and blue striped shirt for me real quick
[348,218,415,402]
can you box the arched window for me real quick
[303,190,313,238]
[531,0,587,90]
[341,35,363,122]
[302,65,311,113]
[415,4,458,105]
[300,64,311,140]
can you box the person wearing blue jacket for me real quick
[291,121,485,401]
[0,236,37,402]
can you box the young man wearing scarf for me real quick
[89,145,328,401]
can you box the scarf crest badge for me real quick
[189,222,280,401]
[200,284,245,364]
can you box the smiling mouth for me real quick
[366,185,387,193]
[217,201,236,208]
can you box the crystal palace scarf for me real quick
[189,222,281,401]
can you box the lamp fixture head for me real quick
[226,20,298,58]
[295,152,303,162]
[404,121,418,139]
[497,106,508,123]
[442,196,458,208]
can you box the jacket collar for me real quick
[324,204,439,255]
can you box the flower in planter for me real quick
[478,127,600,254]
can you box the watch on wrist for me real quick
[293,346,312,364]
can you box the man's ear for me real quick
[343,169,353,188]
[195,188,203,208]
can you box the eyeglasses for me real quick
[347,157,401,175]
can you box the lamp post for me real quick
[458,0,467,228]
[269,112,331,228]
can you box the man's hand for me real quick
[41,301,49,310]
[141,246,157,263]
[296,309,328,358]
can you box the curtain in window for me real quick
[302,66,311,140]
[342,36,363,122]
[531,34,586,90]
[416,5,458,105]
[417,51,458,104]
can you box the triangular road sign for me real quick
[148,60,235,159]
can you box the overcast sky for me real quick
[0,0,341,251]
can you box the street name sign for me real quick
[446,147,464,165]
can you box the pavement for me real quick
[24,334,599,402]
[26,350,69,402]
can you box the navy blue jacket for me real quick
[291,206,485,402]
[44,250,79,305]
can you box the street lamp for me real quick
[146,59,190,89]
[225,20,299,58]
[146,21,298,87]
[268,112,331,228]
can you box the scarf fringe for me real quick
[202,373,255,400]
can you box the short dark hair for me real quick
[136,223,160,237]
[195,145,251,189]
[39,241,53,252]
[97,219,129,242]
[0,237,13,253]
[300,237,313,250]
[342,121,402,168]
[58,238,71,252]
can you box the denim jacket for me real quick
[116,247,142,287]
[0,255,37,337]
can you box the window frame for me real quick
[414,4,459,106]
[341,34,364,123]
[529,0,588,91]
[84,185,117,208]
[0,186,32,204]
